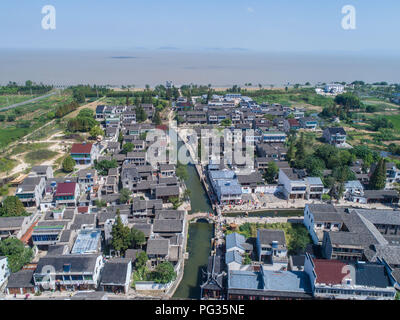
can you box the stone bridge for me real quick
[187,212,216,223]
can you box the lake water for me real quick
[1,49,400,87]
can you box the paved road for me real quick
[0,91,58,111]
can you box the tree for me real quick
[286,140,296,164]
[295,132,306,161]
[135,251,148,269]
[94,159,118,175]
[0,196,28,217]
[111,214,131,255]
[89,125,104,138]
[130,227,146,248]
[135,105,147,122]
[122,142,134,154]
[169,196,182,210]
[176,162,188,181]
[94,199,107,208]
[78,108,94,118]
[119,188,132,204]
[152,261,176,284]
[118,131,124,144]
[370,117,394,131]
[152,110,162,125]
[220,118,232,127]
[0,237,33,272]
[183,189,191,200]
[73,90,85,103]
[334,93,361,112]
[304,156,325,177]
[369,158,387,190]
[243,253,252,265]
[62,155,75,173]
[264,162,279,184]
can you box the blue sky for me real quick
[0,0,399,53]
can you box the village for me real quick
[0,82,399,301]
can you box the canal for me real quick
[173,134,214,299]
[173,221,213,299]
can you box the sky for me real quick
[0,0,399,54]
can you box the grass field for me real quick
[0,93,73,150]
[10,142,52,156]
[24,149,58,166]
[0,157,17,173]
[384,114,400,131]
[0,95,38,108]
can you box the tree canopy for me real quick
[111,214,131,255]
[151,261,176,284]
[0,238,33,272]
[62,155,75,173]
[0,196,29,217]
[369,158,387,190]
[119,188,132,204]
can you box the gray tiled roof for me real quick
[35,254,100,274]
[100,259,130,286]
[7,269,34,288]
[0,216,27,229]
[258,229,286,246]
[146,239,169,255]
[153,219,183,233]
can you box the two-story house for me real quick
[323,127,347,146]
[34,254,104,291]
[70,143,98,165]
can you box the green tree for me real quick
[243,253,252,265]
[94,159,118,175]
[130,227,146,249]
[73,90,85,103]
[176,162,188,181]
[136,105,147,122]
[286,140,296,165]
[89,125,104,138]
[118,131,124,144]
[119,188,132,204]
[152,261,176,284]
[0,196,28,217]
[334,93,361,113]
[264,162,279,184]
[111,214,131,255]
[122,142,134,154]
[183,189,191,200]
[94,199,107,208]
[62,155,75,173]
[152,110,162,125]
[295,132,306,161]
[369,158,387,190]
[0,238,33,272]
[135,251,148,269]
[78,108,94,118]
[169,196,182,210]
[220,118,232,127]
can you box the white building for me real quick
[0,256,10,289]
[324,84,345,94]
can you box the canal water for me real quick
[185,164,213,214]
[173,133,214,299]
[173,221,213,299]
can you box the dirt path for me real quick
[64,97,105,119]
[0,98,105,179]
